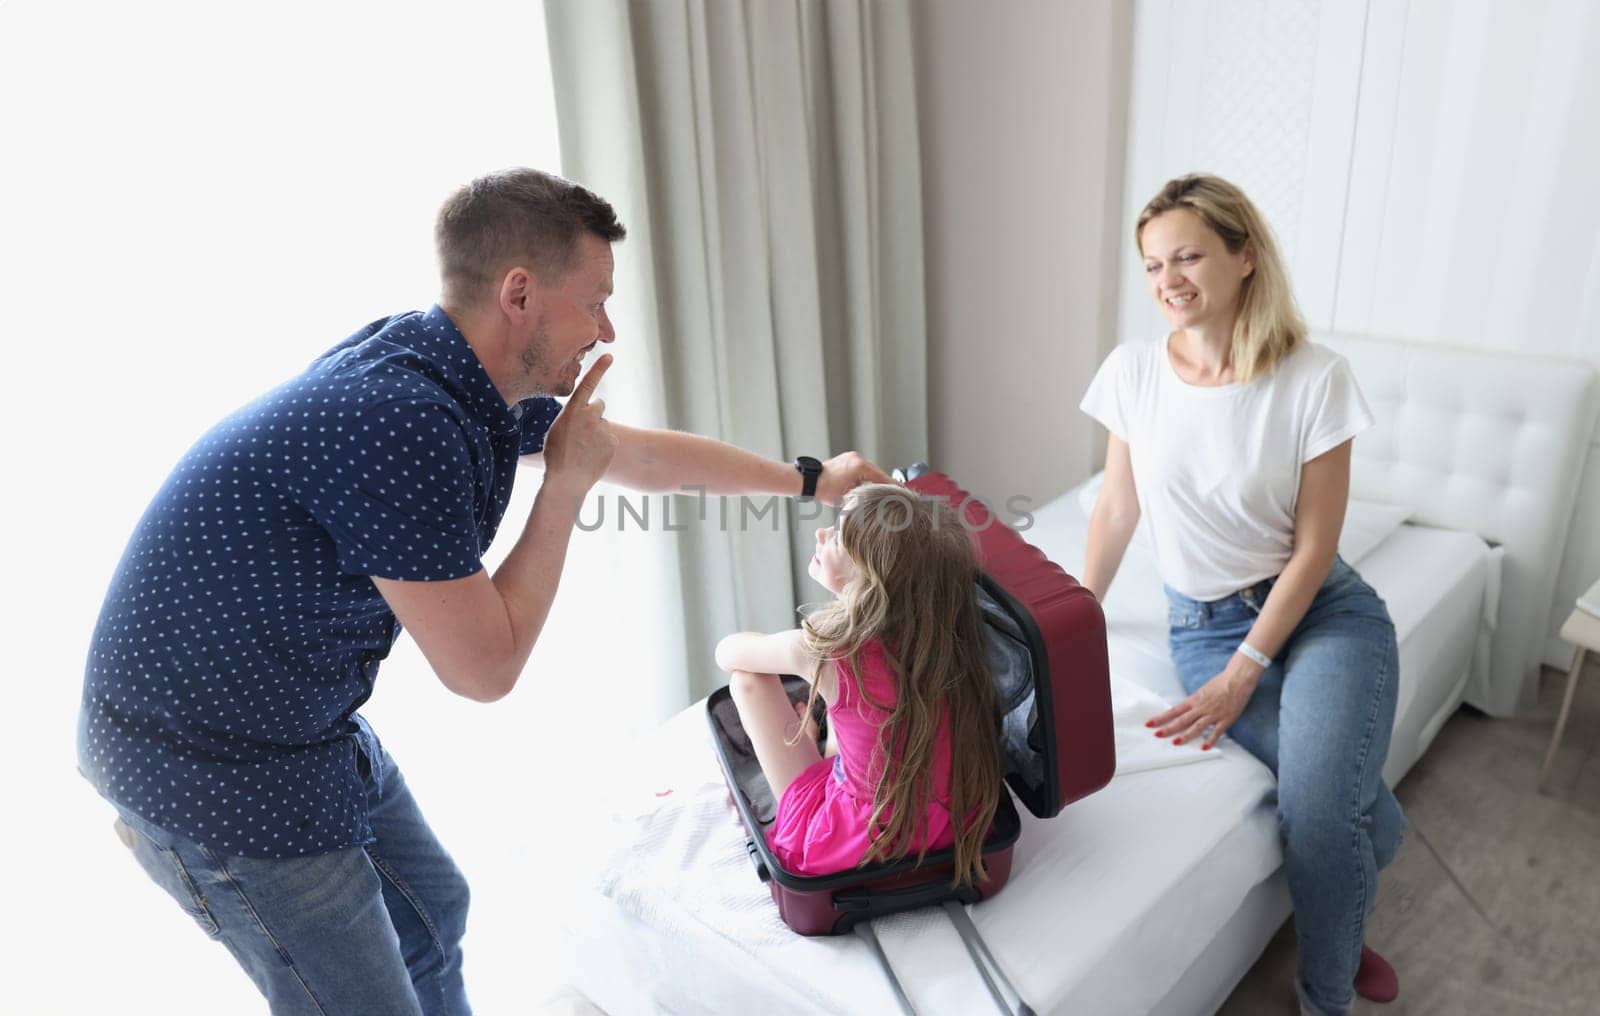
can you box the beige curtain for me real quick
[543,0,929,701]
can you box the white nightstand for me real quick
[1540,579,1600,790]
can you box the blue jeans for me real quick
[1166,557,1404,1016]
[112,748,471,1015]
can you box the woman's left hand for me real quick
[1147,664,1262,750]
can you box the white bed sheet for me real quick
[559,488,1494,1015]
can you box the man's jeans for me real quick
[1166,556,1405,1016]
[112,748,471,1016]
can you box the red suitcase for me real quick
[706,467,1114,944]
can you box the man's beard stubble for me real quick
[518,326,575,399]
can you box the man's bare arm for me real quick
[588,422,892,505]
[373,356,617,701]
[603,422,797,495]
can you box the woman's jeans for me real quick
[1166,556,1404,1016]
[111,748,471,1016]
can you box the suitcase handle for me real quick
[832,878,979,914]
[744,838,770,882]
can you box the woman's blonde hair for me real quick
[1136,174,1306,382]
[800,484,1001,886]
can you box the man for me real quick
[78,168,888,1015]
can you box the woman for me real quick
[1080,174,1404,1015]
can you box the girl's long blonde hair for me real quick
[800,483,1001,885]
[1136,174,1307,382]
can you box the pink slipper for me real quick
[1354,944,1399,1003]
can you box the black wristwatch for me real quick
[793,455,823,499]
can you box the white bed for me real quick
[556,335,1597,1014]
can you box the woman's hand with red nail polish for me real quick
[1144,666,1259,750]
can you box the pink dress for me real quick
[766,639,957,876]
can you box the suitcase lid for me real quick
[902,466,1114,819]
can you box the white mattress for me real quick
[558,488,1494,1015]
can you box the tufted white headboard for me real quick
[1318,333,1600,717]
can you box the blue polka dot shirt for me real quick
[77,306,559,858]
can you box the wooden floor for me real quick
[1220,654,1600,1015]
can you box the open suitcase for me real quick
[706,466,1115,1012]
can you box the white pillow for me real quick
[1072,471,1411,564]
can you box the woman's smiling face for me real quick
[1139,207,1254,332]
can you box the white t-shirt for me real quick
[1079,337,1375,601]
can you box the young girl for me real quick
[715,483,1001,884]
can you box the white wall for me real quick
[1118,0,1600,666]
[912,0,1134,508]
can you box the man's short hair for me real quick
[435,168,626,308]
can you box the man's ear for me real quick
[499,266,535,320]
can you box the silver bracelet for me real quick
[1237,642,1272,668]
